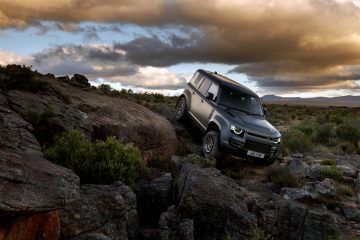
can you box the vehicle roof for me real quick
[197,69,259,98]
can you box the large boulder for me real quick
[71,74,91,87]
[159,206,194,240]
[135,173,173,226]
[59,182,138,240]
[176,164,256,239]
[274,200,337,240]
[0,211,60,240]
[5,73,178,162]
[0,93,80,222]
[287,158,309,178]
[281,178,336,201]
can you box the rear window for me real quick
[190,72,203,87]
[198,78,212,95]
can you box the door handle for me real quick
[200,99,204,103]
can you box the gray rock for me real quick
[59,182,138,240]
[342,203,360,222]
[287,158,309,178]
[159,206,194,240]
[5,72,179,162]
[176,164,256,239]
[338,164,358,178]
[308,163,330,179]
[275,200,337,240]
[0,93,80,222]
[281,178,336,201]
[135,173,173,225]
[71,74,91,87]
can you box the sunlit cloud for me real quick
[1,0,360,95]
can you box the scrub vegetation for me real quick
[264,104,360,155]
[44,130,148,185]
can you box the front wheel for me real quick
[175,97,187,121]
[203,131,221,159]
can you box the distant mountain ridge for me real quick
[261,95,360,107]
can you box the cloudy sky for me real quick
[1,0,360,97]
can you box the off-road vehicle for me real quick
[175,69,281,160]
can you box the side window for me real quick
[190,72,199,85]
[198,78,212,95]
[191,72,203,88]
[207,83,219,101]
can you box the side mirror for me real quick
[206,92,214,101]
[263,107,267,116]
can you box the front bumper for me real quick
[223,135,281,159]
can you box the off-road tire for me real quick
[175,97,187,121]
[203,130,222,159]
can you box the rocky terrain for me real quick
[0,65,359,240]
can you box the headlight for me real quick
[230,125,244,135]
[274,137,281,144]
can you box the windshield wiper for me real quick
[224,106,250,114]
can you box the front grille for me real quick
[248,132,269,140]
[244,140,271,154]
[229,138,244,148]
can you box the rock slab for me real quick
[59,182,138,240]
[176,164,256,239]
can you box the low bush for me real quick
[294,120,319,140]
[320,159,337,166]
[336,119,360,145]
[319,166,342,181]
[283,129,314,153]
[182,153,216,168]
[44,130,148,184]
[335,183,354,197]
[0,64,48,92]
[252,229,274,240]
[333,141,356,155]
[265,166,299,192]
[97,83,178,105]
[316,123,337,145]
[23,109,56,146]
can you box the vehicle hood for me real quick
[227,110,281,137]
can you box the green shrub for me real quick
[98,84,113,95]
[336,119,360,145]
[44,130,147,184]
[265,166,299,192]
[23,109,56,146]
[335,183,354,197]
[319,166,342,181]
[252,229,274,240]
[333,141,356,155]
[283,129,314,153]
[294,120,319,140]
[316,123,337,145]
[182,153,216,168]
[320,159,337,166]
[0,64,48,92]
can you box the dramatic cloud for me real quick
[27,44,187,90]
[1,0,360,93]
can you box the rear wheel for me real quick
[175,97,187,121]
[203,131,221,159]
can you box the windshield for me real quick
[219,87,263,116]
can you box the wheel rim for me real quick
[176,98,185,118]
[204,134,214,153]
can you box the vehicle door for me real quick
[197,80,219,126]
[191,77,218,128]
